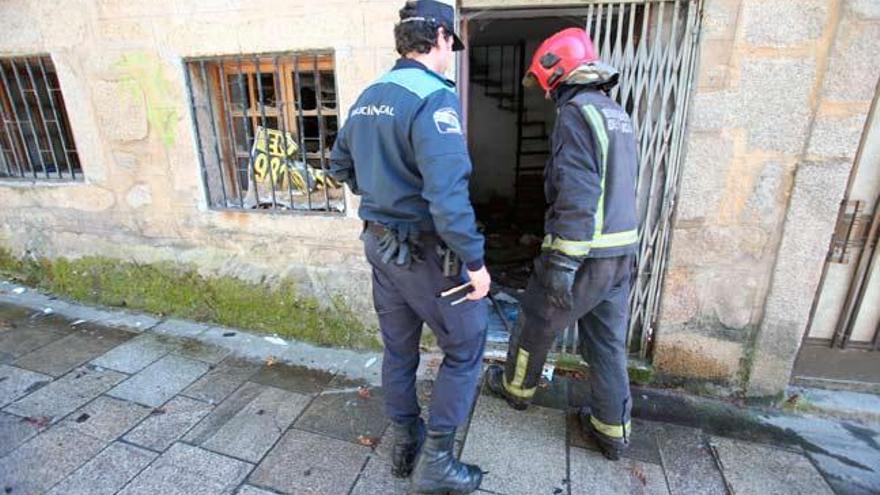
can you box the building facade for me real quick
[1,0,877,398]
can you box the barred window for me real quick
[0,55,81,181]
[185,52,343,213]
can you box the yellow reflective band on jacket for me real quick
[503,348,536,399]
[542,235,592,256]
[590,415,632,439]
[581,104,609,239]
[590,229,638,249]
[542,230,638,256]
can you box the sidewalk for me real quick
[0,285,877,494]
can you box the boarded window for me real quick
[0,55,81,181]
[185,52,343,213]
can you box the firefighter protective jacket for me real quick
[330,59,484,270]
[543,84,640,259]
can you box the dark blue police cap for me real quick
[399,0,465,51]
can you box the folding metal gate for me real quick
[552,0,704,359]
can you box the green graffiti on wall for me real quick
[115,52,178,148]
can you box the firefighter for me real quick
[330,1,488,493]
[485,28,639,461]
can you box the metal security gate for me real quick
[551,0,704,359]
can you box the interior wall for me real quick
[466,15,585,206]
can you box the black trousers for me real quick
[362,230,488,432]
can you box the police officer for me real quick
[485,28,639,461]
[330,1,488,493]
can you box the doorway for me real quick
[460,2,703,359]
[794,91,880,393]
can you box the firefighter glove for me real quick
[540,251,581,310]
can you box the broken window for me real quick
[0,55,82,181]
[185,52,343,213]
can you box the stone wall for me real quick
[0,0,407,322]
[657,0,880,395]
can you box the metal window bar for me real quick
[186,52,343,213]
[273,55,296,209]
[0,56,81,181]
[292,55,312,211]
[549,0,702,361]
[217,59,246,208]
[314,56,331,212]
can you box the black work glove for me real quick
[539,251,582,310]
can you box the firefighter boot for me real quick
[390,417,426,478]
[410,429,483,494]
[578,407,629,460]
[484,364,529,411]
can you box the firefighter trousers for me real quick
[503,254,635,436]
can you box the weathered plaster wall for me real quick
[657,0,880,395]
[0,0,407,322]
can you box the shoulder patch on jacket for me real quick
[433,107,462,135]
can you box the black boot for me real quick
[578,407,629,461]
[390,417,426,478]
[484,364,529,411]
[410,429,483,494]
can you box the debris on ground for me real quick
[12,287,26,294]
[265,355,277,367]
[151,407,167,415]
[630,465,647,486]
[24,416,52,428]
[356,435,377,447]
[70,319,87,327]
[0,320,13,331]
[223,331,236,337]
[75,413,90,423]
[364,357,378,368]
[264,335,288,346]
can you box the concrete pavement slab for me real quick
[4,365,126,421]
[46,441,157,495]
[295,386,387,444]
[0,364,51,408]
[711,436,834,494]
[93,311,160,333]
[235,486,279,495]
[461,394,568,495]
[249,362,334,395]
[124,395,214,451]
[91,333,175,373]
[568,413,663,465]
[182,356,260,404]
[172,337,231,364]
[569,447,670,494]
[14,324,134,377]
[64,395,152,442]
[118,442,252,495]
[0,316,73,360]
[107,354,210,407]
[0,411,40,456]
[0,424,105,494]
[184,381,264,445]
[152,318,211,338]
[249,429,370,495]
[201,385,310,463]
[349,457,409,495]
[656,424,727,495]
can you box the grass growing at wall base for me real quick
[0,249,381,351]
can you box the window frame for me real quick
[184,51,344,215]
[0,54,82,183]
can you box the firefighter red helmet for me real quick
[525,28,599,94]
